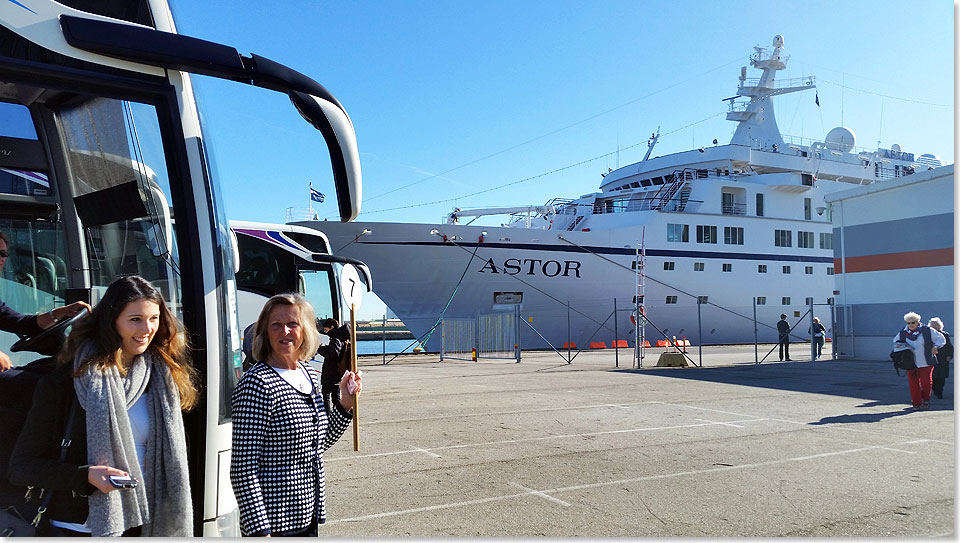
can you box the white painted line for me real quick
[606,404,631,409]
[508,482,571,507]
[695,417,745,428]
[408,445,442,458]
[326,417,767,462]
[328,442,907,524]
[364,400,660,426]
[838,441,915,455]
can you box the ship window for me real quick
[798,231,815,248]
[805,266,813,275]
[782,297,791,305]
[665,296,678,304]
[696,225,718,244]
[630,181,640,188]
[804,198,812,220]
[694,262,704,271]
[774,229,791,247]
[633,295,644,304]
[696,169,708,179]
[805,297,814,305]
[640,179,652,187]
[758,264,767,273]
[820,232,833,249]
[724,226,744,245]
[663,261,675,271]
[697,296,708,303]
[651,176,664,185]
[756,193,765,217]
[783,265,791,274]
[722,263,732,272]
[667,223,689,242]
[756,297,766,305]
[827,267,835,275]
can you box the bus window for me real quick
[0,101,38,139]
[56,98,182,314]
[0,219,67,366]
[300,267,336,323]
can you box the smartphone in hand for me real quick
[108,475,139,489]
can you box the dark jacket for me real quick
[934,331,952,379]
[316,324,351,390]
[0,298,41,336]
[777,319,790,339]
[7,363,97,523]
[898,326,937,365]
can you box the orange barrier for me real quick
[825,338,832,342]
[614,340,628,348]
[642,340,651,347]
[562,342,577,349]
[589,341,607,349]
[655,340,668,347]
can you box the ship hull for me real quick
[296,215,836,353]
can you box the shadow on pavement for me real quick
[615,358,955,409]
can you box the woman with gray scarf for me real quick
[9,276,198,536]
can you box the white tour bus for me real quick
[230,220,372,367]
[0,0,361,535]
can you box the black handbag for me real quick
[891,345,918,375]
[0,398,78,537]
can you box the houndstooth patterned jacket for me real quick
[230,360,352,536]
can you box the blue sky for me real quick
[169,0,954,319]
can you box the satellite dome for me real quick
[825,127,856,153]
[891,143,902,152]
[773,35,784,47]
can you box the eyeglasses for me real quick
[0,250,7,258]
[907,321,919,325]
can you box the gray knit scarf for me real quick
[72,341,193,537]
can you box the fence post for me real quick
[567,300,572,364]
[476,311,481,361]
[753,297,759,364]
[440,317,445,362]
[382,313,386,365]
[515,305,521,363]
[829,298,837,360]
[809,298,816,362]
[697,297,703,368]
[614,298,619,368]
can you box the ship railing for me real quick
[721,202,747,215]
[285,206,319,222]
[739,76,815,90]
[728,101,749,113]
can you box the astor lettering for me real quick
[478,258,581,278]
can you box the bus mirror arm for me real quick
[59,15,362,222]
[309,254,373,292]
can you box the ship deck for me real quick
[312,346,954,537]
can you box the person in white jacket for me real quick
[893,312,945,410]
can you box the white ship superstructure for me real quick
[297,35,944,352]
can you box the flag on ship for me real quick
[815,92,820,107]
[310,187,325,203]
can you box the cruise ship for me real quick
[296,35,944,352]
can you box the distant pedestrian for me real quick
[809,317,826,359]
[893,312,945,410]
[316,317,352,414]
[777,314,791,361]
[928,317,952,399]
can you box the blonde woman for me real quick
[231,293,361,536]
[893,312,945,410]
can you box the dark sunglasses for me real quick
[0,250,7,258]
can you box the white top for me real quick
[274,363,314,394]
[50,392,151,534]
[894,326,946,369]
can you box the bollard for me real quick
[471,347,477,361]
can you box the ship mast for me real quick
[726,35,816,150]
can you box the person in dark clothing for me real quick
[929,317,952,399]
[809,317,826,359]
[777,314,792,361]
[0,230,90,371]
[315,318,351,413]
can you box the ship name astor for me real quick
[477,258,582,278]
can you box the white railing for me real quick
[739,76,815,89]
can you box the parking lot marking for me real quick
[508,482,571,507]
[838,441,916,454]
[327,418,767,462]
[328,443,908,524]
[695,417,745,428]
[409,445,442,458]
[364,401,660,426]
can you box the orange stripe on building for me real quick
[839,248,953,274]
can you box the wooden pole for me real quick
[350,303,359,451]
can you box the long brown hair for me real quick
[59,275,199,411]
